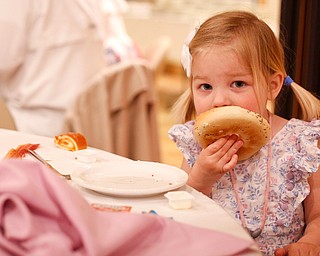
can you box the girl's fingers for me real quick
[222,154,238,173]
[222,138,243,162]
[205,135,231,155]
[197,134,244,176]
[206,134,243,160]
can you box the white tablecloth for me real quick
[0,128,261,255]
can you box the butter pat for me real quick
[164,191,194,210]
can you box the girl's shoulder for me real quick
[287,118,320,128]
[276,118,320,138]
[274,118,320,174]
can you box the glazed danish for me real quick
[54,132,87,151]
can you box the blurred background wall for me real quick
[123,0,281,65]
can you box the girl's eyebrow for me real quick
[228,70,251,76]
[192,75,210,80]
[193,72,250,80]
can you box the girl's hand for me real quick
[274,242,320,256]
[187,134,243,195]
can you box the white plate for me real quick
[71,160,188,197]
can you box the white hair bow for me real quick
[181,25,199,78]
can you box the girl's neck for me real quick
[268,113,288,138]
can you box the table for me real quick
[0,128,261,255]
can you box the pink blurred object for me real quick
[0,159,256,256]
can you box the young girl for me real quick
[168,11,320,256]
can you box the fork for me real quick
[27,149,71,180]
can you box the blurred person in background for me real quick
[0,0,107,136]
[101,0,142,64]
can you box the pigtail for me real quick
[288,81,320,121]
[170,87,195,124]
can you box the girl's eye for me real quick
[232,81,246,88]
[200,83,212,90]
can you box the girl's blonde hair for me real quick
[171,11,320,123]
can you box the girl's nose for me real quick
[211,88,230,108]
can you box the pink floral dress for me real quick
[168,118,320,255]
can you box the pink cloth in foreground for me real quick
[0,159,256,256]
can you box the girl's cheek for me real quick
[194,100,212,116]
[194,91,217,113]
[192,95,203,115]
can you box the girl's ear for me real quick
[268,72,284,100]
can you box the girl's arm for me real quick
[298,165,320,244]
[181,157,216,196]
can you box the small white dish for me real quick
[164,191,194,210]
[74,149,98,163]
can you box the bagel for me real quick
[54,132,87,151]
[194,106,270,161]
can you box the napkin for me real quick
[0,159,257,256]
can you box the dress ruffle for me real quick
[289,119,320,173]
[168,121,201,166]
